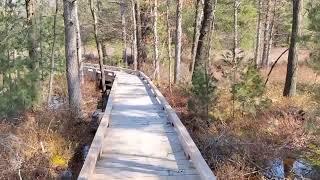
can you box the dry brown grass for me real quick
[159,61,320,179]
[0,76,101,179]
[261,64,318,85]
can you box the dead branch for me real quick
[264,48,289,86]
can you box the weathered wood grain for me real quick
[79,64,216,180]
[138,72,216,180]
[78,73,118,180]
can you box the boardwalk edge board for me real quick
[80,64,216,180]
[138,72,216,180]
[78,70,118,180]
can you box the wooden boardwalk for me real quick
[79,65,216,180]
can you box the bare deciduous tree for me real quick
[254,0,263,66]
[90,0,106,92]
[131,0,138,70]
[174,0,183,83]
[261,0,271,67]
[135,0,143,70]
[153,0,159,81]
[190,0,204,75]
[166,0,172,89]
[75,2,83,84]
[120,0,127,66]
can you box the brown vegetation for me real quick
[160,59,320,179]
[0,76,100,179]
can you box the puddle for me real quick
[265,158,320,179]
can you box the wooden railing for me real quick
[78,70,118,180]
[78,64,216,180]
[138,72,216,180]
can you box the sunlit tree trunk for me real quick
[283,0,302,97]
[120,0,127,66]
[131,0,138,70]
[135,0,143,70]
[63,0,83,118]
[90,0,106,92]
[166,0,172,89]
[75,2,83,84]
[174,0,183,83]
[153,0,159,81]
[254,0,262,66]
[266,0,277,66]
[261,0,271,67]
[192,0,215,81]
[190,0,204,75]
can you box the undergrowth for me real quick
[0,76,100,179]
[161,68,320,179]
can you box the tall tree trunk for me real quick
[283,0,302,97]
[190,0,204,75]
[90,0,106,92]
[153,0,159,81]
[266,0,277,65]
[174,0,183,83]
[39,4,44,81]
[192,0,215,81]
[232,0,240,119]
[48,0,59,104]
[208,0,217,64]
[63,0,83,118]
[166,0,172,89]
[25,0,39,100]
[254,0,263,66]
[131,0,138,70]
[233,0,239,62]
[135,0,143,70]
[120,0,127,66]
[75,2,83,84]
[26,0,38,67]
[261,0,271,67]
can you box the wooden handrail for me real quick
[78,73,118,180]
[138,72,216,180]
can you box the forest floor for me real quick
[159,62,320,179]
[0,76,101,179]
[82,46,320,178]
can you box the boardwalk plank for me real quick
[90,72,200,180]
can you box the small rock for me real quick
[82,144,90,161]
[60,169,72,180]
[90,110,104,132]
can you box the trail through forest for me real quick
[0,0,320,179]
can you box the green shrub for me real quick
[189,66,217,123]
[232,66,271,116]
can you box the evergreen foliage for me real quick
[0,1,65,117]
[232,65,270,115]
[307,2,320,74]
[189,66,217,122]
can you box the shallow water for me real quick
[265,158,320,179]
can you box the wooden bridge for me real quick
[78,64,216,180]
